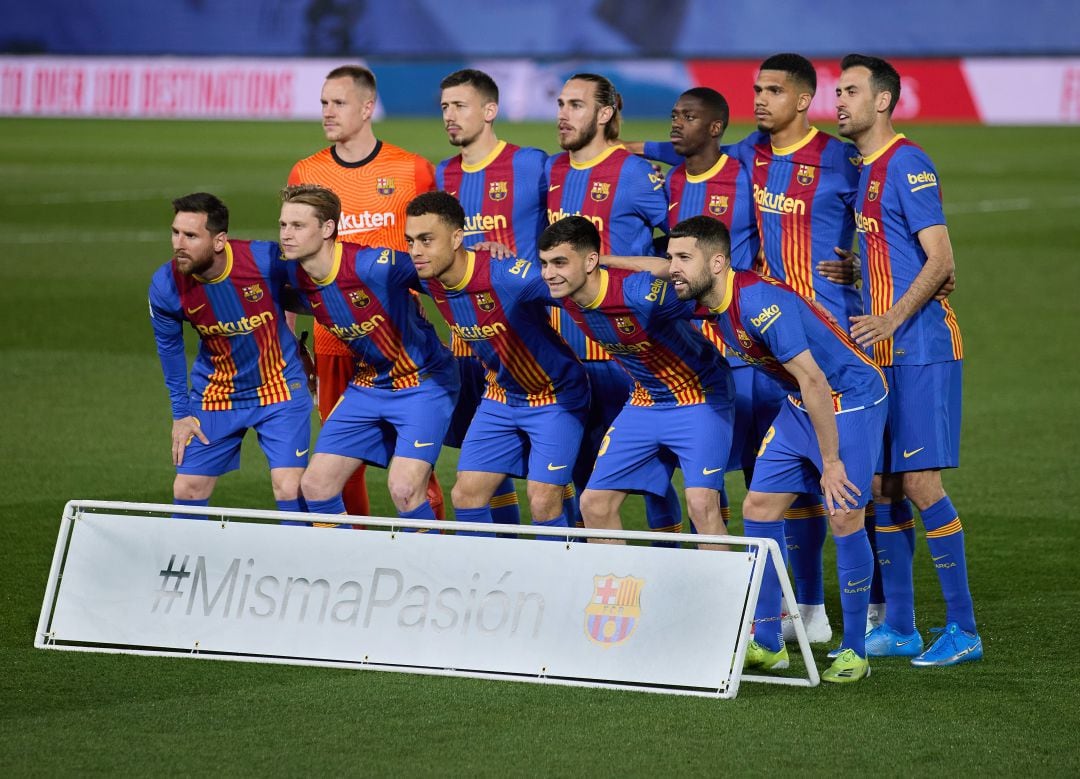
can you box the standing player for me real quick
[278,185,458,524]
[546,73,682,538]
[149,193,311,516]
[288,64,443,519]
[661,214,887,683]
[836,54,981,666]
[539,217,734,545]
[404,192,589,537]
[436,68,551,526]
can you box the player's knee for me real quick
[525,482,563,522]
[901,470,946,510]
[387,473,426,511]
[269,468,302,501]
[300,469,335,502]
[579,490,613,526]
[450,477,486,509]
[685,491,718,524]
[173,475,214,501]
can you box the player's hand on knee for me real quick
[821,460,859,515]
[172,416,208,467]
[817,247,860,285]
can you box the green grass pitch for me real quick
[1,116,1079,774]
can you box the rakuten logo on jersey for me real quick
[338,211,396,236]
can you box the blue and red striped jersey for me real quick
[854,134,962,367]
[294,243,453,389]
[706,270,887,413]
[149,239,306,418]
[422,250,588,409]
[560,267,733,407]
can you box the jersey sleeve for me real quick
[746,286,810,364]
[831,141,862,210]
[148,267,192,420]
[625,157,669,230]
[642,141,683,167]
[894,147,946,235]
[414,156,436,194]
[434,158,448,190]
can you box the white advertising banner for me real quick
[44,509,762,694]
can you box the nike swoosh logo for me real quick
[413,441,435,448]
[549,184,561,191]
[295,448,309,457]
[433,297,446,304]
[755,158,769,167]
[186,304,207,315]
[547,463,568,471]
[448,191,457,197]
[931,554,949,561]
[312,300,322,308]
[896,637,914,646]
[702,466,724,475]
[846,576,871,587]
[668,202,679,211]
[903,447,925,458]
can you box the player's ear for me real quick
[875,90,893,115]
[212,231,228,252]
[586,251,601,273]
[711,251,728,273]
[451,227,464,251]
[710,119,726,139]
[360,94,376,122]
[796,91,813,114]
[597,104,614,128]
[321,219,336,240]
[484,101,498,124]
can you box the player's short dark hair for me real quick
[172,192,229,234]
[538,216,601,255]
[326,65,377,95]
[670,215,731,259]
[440,68,499,105]
[841,53,902,114]
[568,72,623,142]
[759,53,817,95]
[406,191,466,230]
[280,184,341,238]
[680,87,730,133]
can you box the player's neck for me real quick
[570,272,602,308]
[569,136,613,164]
[699,270,730,311]
[852,121,897,158]
[770,118,812,151]
[334,128,378,163]
[461,131,499,167]
[202,250,229,281]
[438,247,472,289]
[683,143,723,176]
[299,241,337,282]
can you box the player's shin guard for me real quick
[533,513,568,541]
[921,495,976,633]
[453,506,496,538]
[306,496,347,528]
[276,497,310,526]
[399,500,436,532]
[874,501,917,634]
[784,496,827,606]
[744,519,789,652]
[490,477,522,525]
[172,497,209,520]
[426,472,446,521]
[836,528,874,657]
[644,483,683,547]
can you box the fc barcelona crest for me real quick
[376,177,395,196]
[868,180,881,201]
[242,283,264,302]
[488,180,508,201]
[585,574,644,647]
[475,291,496,312]
[737,328,754,350]
[590,181,611,202]
[348,289,371,308]
[708,194,729,216]
[615,316,636,334]
[796,164,815,186]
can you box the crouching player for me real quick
[664,215,886,683]
[149,192,312,517]
[279,185,459,525]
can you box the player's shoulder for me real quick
[818,132,862,168]
[291,146,333,170]
[150,260,178,290]
[546,151,569,172]
[889,137,937,170]
[510,145,549,168]
[376,140,426,163]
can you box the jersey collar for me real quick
[708,270,735,314]
[861,133,906,165]
[570,144,624,170]
[685,153,729,184]
[196,242,233,284]
[311,243,344,286]
[582,267,609,310]
[771,127,819,157]
[443,250,476,292]
[461,140,506,173]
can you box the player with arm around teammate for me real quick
[148,192,312,517]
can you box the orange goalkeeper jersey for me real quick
[288,141,436,356]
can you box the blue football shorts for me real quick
[178,392,312,476]
[878,361,962,473]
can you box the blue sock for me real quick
[453,506,496,538]
[743,519,789,652]
[306,495,347,528]
[533,513,568,541]
[276,497,310,526]
[784,495,827,605]
[490,477,521,525]
[835,528,875,657]
[561,483,581,528]
[875,501,917,633]
[399,500,436,532]
[921,495,976,633]
[865,503,885,604]
[645,483,682,547]
[172,497,209,520]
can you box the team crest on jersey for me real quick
[242,283,264,303]
[376,177,395,196]
[796,164,815,186]
[868,180,881,201]
[736,328,754,350]
[708,194,730,216]
[585,574,644,647]
[348,289,371,308]
[488,180,508,201]
[475,291,496,312]
[590,181,611,202]
[615,316,636,334]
